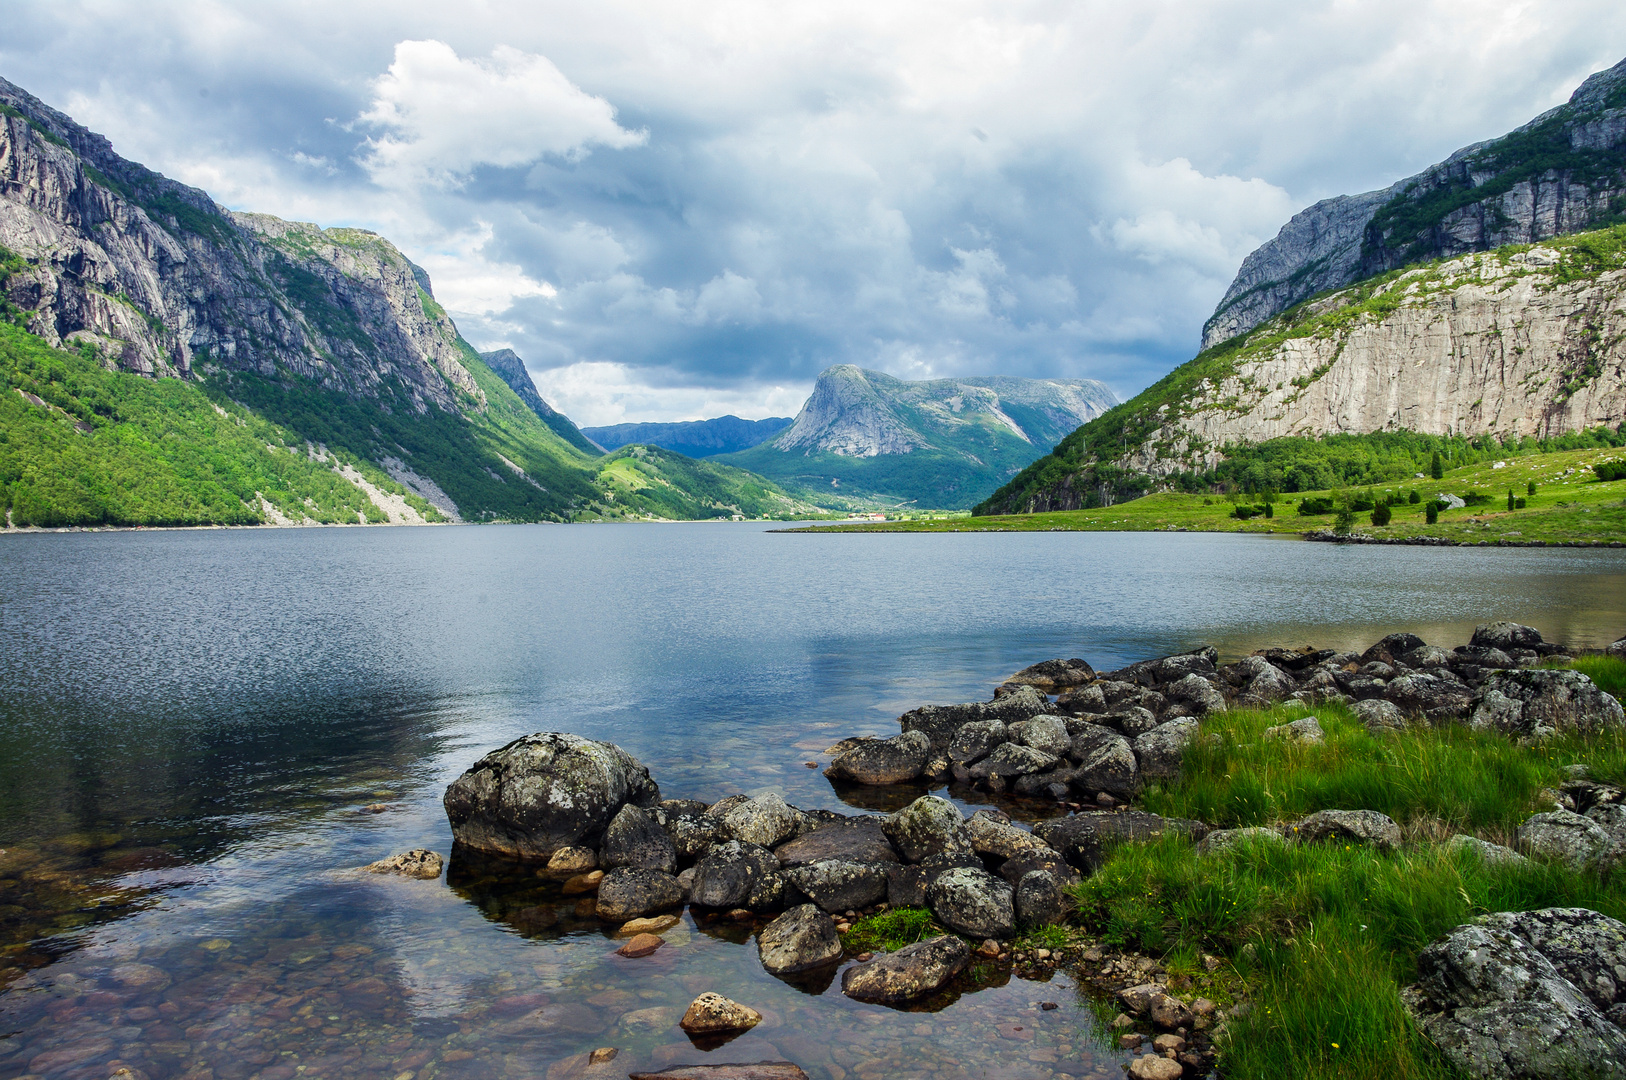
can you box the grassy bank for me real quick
[790,446,1626,543]
[1078,695,1626,1080]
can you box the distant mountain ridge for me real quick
[719,365,1116,508]
[478,348,601,455]
[1203,55,1626,348]
[582,415,793,457]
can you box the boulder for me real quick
[898,686,1054,751]
[784,860,889,912]
[1476,908,1626,1014]
[947,718,1008,765]
[602,805,679,874]
[1471,622,1545,652]
[774,819,897,867]
[1071,726,1139,799]
[1094,707,1159,738]
[927,867,1016,939]
[1362,633,1426,662]
[1012,715,1073,757]
[543,846,598,878]
[1109,649,1218,688]
[1034,810,1206,873]
[1263,716,1325,744]
[665,814,730,858]
[1133,719,1200,782]
[1008,658,1098,690]
[1471,670,1626,740]
[1384,672,1476,722]
[1397,645,1455,670]
[361,849,443,879]
[690,841,784,910]
[884,864,930,907]
[1517,810,1613,872]
[1445,835,1527,867]
[596,867,685,920]
[1234,657,1297,705]
[968,742,1059,779]
[840,935,971,1004]
[1287,809,1401,852]
[1403,919,1626,1079]
[1162,674,1226,715]
[1351,698,1405,733]
[825,731,932,785]
[721,794,805,849]
[966,810,1048,860]
[1196,827,1285,856]
[998,849,1081,888]
[443,732,660,860]
[1014,869,1073,927]
[883,796,972,863]
[1056,684,1107,714]
[679,993,762,1035]
[1127,1057,1183,1080]
[757,904,842,974]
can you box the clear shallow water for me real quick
[2,524,1625,1080]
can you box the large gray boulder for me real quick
[601,804,679,874]
[1007,658,1097,690]
[1287,809,1401,852]
[1471,671,1626,740]
[1403,916,1626,1079]
[1476,909,1626,1015]
[721,794,806,849]
[1133,719,1200,782]
[965,810,1047,860]
[1385,672,1477,722]
[883,796,971,863]
[1352,698,1405,733]
[1071,725,1139,800]
[1445,835,1527,868]
[898,685,1054,751]
[968,742,1059,779]
[1011,715,1073,758]
[824,731,931,785]
[774,819,897,867]
[947,718,1008,765]
[595,867,685,920]
[757,904,842,975]
[690,841,784,910]
[841,935,970,1004]
[443,733,660,860]
[784,859,890,912]
[1014,869,1073,927]
[1033,810,1207,873]
[1197,827,1286,856]
[1471,622,1546,652]
[664,813,729,858]
[1517,810,1613,872]
[927,867,1015,939]
[1162,674,1226,715]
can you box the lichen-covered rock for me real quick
[1235,656,1297,705]
[1056,683,1107,714]
[1472,670,1626,740]
[1352,698,1406,733]
[1364,633,1427,662]
[362,849,443,879]
[774,819,897,867]
[998,849,1082,888]
[1033,810,1206,873]
[679,992,762,1035]
[1287,809,1401,852]
[601,804,679,874]
[443,733,660,860]
[784,859,890,912]
[947,718,1009,765]
[898,685,1054,751]
[1070,726,1139,799]
[968,742,1060,779]
[1517,810,1614,872]
[1012,715,1073,758]
[1014,869,1072,927]
[543,845,598,878]
[883,796,971,863]
[841,935,971,1004]
[690,841,783,909]
[1196,827,1285,856]
[1403,918,1626,1080]
[1133,719,1199,781]
[927,867,1015,939]
[1094,707,1160,738]
[824,731,932,785]
[721,793,805,849]
[757,904,842,974]
[1445,834,1528,867]
[1162,674,1226,715]
[1471,622,1546,652]
[966,810,1048,860]
[1385,672,1477,722]
[595,867,685,921]
[1008,658,1098,690]
[664,813,729,858]
[1263,716,1325,744]
[884,864,929,908]
[1476,908,1626,1014]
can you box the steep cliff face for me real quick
[1204,55,1626,349]
[478,347,601,454]
[719,365,1116,508]
[981,227,1626,514]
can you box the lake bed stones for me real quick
[361,849,443,879]
[841,935,971,1004]
[443,732,660,860]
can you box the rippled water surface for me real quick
[3,524,1625,1080]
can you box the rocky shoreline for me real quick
[363,620,1626,1080]
[1303,530,1626,547]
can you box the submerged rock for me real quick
[596,867,685,920]
[679,992,762,1034]
[630,1066,810,1080]
[443,732,660,860]
[840,935,971,1004]
[757,904,842,974]
[362,849,443,879]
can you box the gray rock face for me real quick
[1352,698,1406,733]
[1096,708,1159,738]
[1476,909,1626,1014]
[824,731,932,785]
[1008,658,1098,690]
[721,794,805,849]
[443,733,661,860]
[998,850,1082,888]
[1070,726,1140,800]
[926,867,1016,939]
[1033,811,1206,873]
[1133,719,1200,782]
[884,864,930,908]
[1288,809,1401,852]
[841,935,971,1004]
[1472,670,1626,740]
[1014,870,1073,928]
[1012,715,1073,758]
[947,718,1008,764]
[664,813,729,858]
[602,805,679,874]
[784,860,890,913]
[969,742,1059,779]
[1384,672,1477,722]
[1446,835,1528,868]
[966,810,1047,860]
[898,685,1054,751]
[883,797,971,863]
[1472,622,1546,652]
[1403,916,1626,1080]
[1162,674,1226,715]
[690,841,783,910]
[1263,716,1325,744]
[1518,810,1614,872]
[758,904,843,975]
[595,868,685,920]
[1196,827,1285,856]
[774,819,898,867]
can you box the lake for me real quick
[2,524,1624,1080]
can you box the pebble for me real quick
[562,871,604,895]
[619,915,681,935]
[615,934,665,958]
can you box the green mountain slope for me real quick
[579,444,824,521]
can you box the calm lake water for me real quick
[2,524,1625,1080]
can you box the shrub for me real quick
[1298,496,1336,516]
[1527,480,1537,497]
[1264,502,1274,519]
[1595,460,1626,481]
[1233,505,1259,520]
[1370,503,1391,526]
[1430,451,1443,479]
[1515,497,1526,508]
[1508,489,1516,511]
[1426,502,1439,524]
[1408,489,1420,504]
[1350,495,1375,512]
[1333,506,1356,534]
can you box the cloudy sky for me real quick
[5,2,1625,425]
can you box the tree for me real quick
[1426,502,1439,525]
[1409,489,1420,504]
[1528,479,1537,497]
[1371,503,1392,526]
[1508,488,1516,511]
[1430,451,1444,479]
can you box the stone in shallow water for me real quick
[544,846,598,877]
[784,860,888,913]
[602,805,679,874]
[926,867,1014,940]
[679,993,762,1035]
[774,820,897,867]
[616,933,665,958]
[840,935,970,1004]
[621,914,682,935]
[361,849,443,879]
[757,904,841,975]
[596,868,684,921]
[721,794,805,849]
[824,732,932,785]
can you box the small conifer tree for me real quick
[1430,451,1444,480]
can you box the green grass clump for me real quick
[843,907,940,952]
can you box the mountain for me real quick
[478,347,601,455]
[978,224,1626,514]
[0,74,805,526]
[717,365,1116,508]
[581,415,793,457]
[1203,55,1626,349]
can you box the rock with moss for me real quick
[758,904,842,974]
[840,934,971,1004]
[824,731,931,785]
[1287,809,1401,852]
[443,733,660,861]
[1517,809,1614,872]
[1472,670,1626,740]
[883,796,972,863]
[947,718,1009,765]
[965,810,1048,860]
[595,867,685,921]
[601,804,679,874]
[784,860,889,912]
[1034,810,1207,873]
[926,866,1016,939]
[721,793,807,849]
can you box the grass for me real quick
[1558,655,1626,699]
[843,906,941,952]
[793,446,1626,543]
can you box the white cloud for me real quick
[357,40,646,187]
[529,361,811,427]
